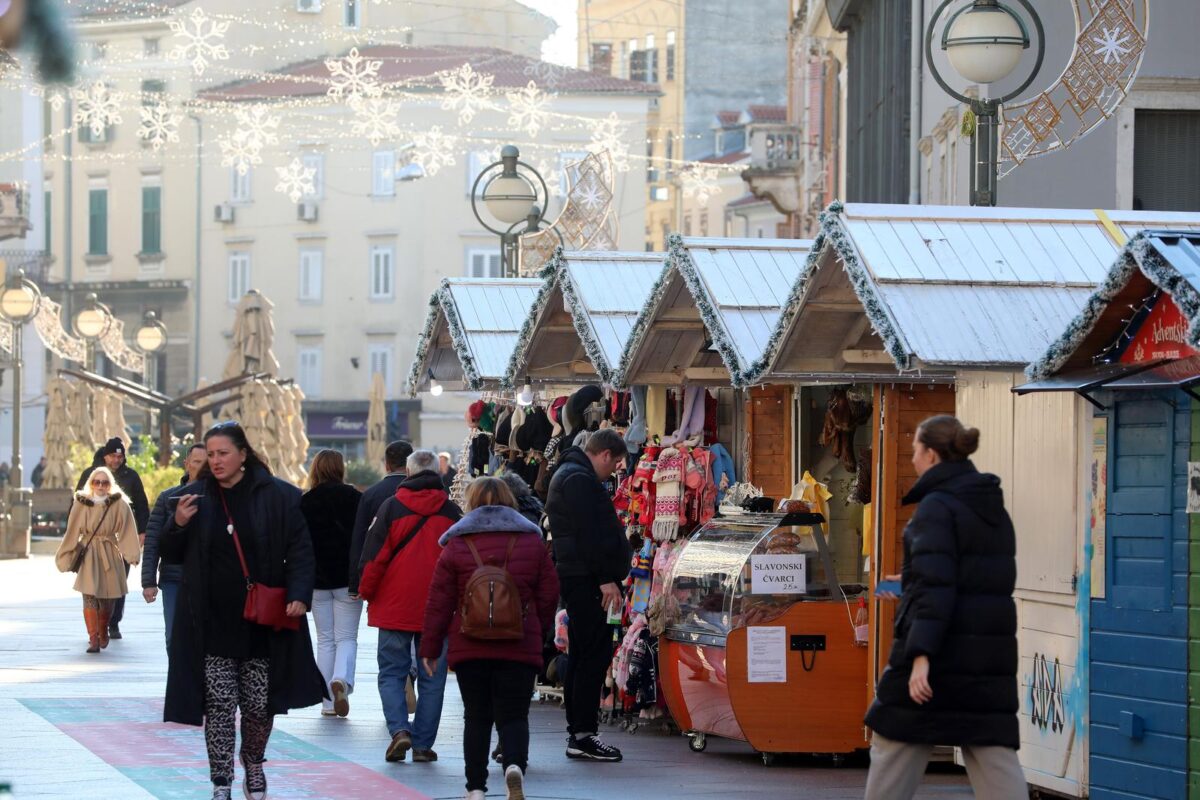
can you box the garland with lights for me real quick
[405,278,481,397]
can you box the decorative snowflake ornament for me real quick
[411,126,459,177]
[72,81,123,138]
[506,80,549,138]
[31,83,69,111]
[523,60,568,91]
[1092,26,1133,65]
[275,158,317,203]
[351,96,401,146]
[168,7,230,77]
[681,164,721,205]
[587,112,631,173]
[138,102,182,150]
[326,47,383,103]
[218,105,280,175]
[439,63,494,124]
[219,130,259,176]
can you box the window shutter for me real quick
[1134,110,1200,210]
[89,189,107,255]
[142,185,161,254]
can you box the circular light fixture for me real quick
[430,381,444,397]
[0,269,41,325]
[517,383,534,407]
[484,174,538,226]
[135,311,168,353]
[73,293,112,340]
[942,0,1030,85]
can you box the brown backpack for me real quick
[459,536,526,641]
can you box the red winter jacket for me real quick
[360,471,462,632]
[420,505,559,671]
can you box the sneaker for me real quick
[212,785,232,800]
[107,623,122,640]
[565,734,623,762]
[505,764,525,799]
[385,731,412,763]
[320,708,338,717]
[465,792,486,800]
[240,754,267,800]
[331,679,350,718]
[412,748,438,763]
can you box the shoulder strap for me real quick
[465,537,485,568]
[217,486,253,586]
[465,534,519,569]
[79,501,115,553]
[377,499,450,566]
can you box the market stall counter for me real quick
[659,511,869,763]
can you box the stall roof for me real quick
[612,235,815,388]
[761,203,1200,382]
[405,278,542,395]
[504,249,664,388]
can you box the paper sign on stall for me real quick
[746,626,787,683]
[749,554,807,594]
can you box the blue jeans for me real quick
[377,629,447,748]
[160,580,179,651]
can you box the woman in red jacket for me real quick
[421,477,559,800]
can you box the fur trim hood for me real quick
[439,504,541,545]
[73,491,126,507]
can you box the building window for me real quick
[619,41,628,79]
[630,49,647,83]
[699,208,709,237]
[44,190,51,255]
[665,132,674,173]
[141,79,166,106]
[228,251,251,303]
[299,248,323,302]
[644,34,658,83]
[666,31,676,81]
[646,135,656,183]
[466,150,495,197]
[368,342,393,393]
[370,244,394,299]
[372,150,395,196]
[1133,110,1200,210]
[591,42,613,75]
[466,247,502,278]
[231,166,252,203]
[344,0,359,28]
[141,183,162,254]
[88,185,107,255]
[301,152,324,199]
[297,346,323,398]
[144,38,159,56]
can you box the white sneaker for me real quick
[465,792,486,800]
[505,764,525,800]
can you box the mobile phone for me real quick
[875,580,902,597]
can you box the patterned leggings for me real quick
[82,595,114,613]
[203,656,273,786]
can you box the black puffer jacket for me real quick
[545,447,631,586]
[864,459,1019,749]
[300,482,363,590]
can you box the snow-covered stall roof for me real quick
[764,202,1200,380]
[612,235,814,388]
[406,278,542,395]
[503,249,664,388]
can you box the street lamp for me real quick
[0,267,42,488]
[926,0,1045,206]
[135,310,168,355]
[471,145,553,278]
[72,292,112,370]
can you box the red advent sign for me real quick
[1120,294,1198,364]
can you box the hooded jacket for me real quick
[359,471,462,631]
[545,447,632,586]
[419,505,559,670]
[864,459,1019,749]
[300,481,364,590]
[76,452,150,533]
[348,471,406,594]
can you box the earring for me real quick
[240,465,246,472]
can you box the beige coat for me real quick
[55,492,141,598]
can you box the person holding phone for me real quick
[863,416,1023,800]
[158,422,324,800]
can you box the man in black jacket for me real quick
[348,440,413,597]
[141,443,207,650]
[545,428,631,763]
[75,437,150,640]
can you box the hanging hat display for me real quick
[516,406,553,453]
[565,385,604,437]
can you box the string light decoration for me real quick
[72,80,123,138]
[588,112,632,173]
[218,104,280,175]
[506,80,550,138]
[167,6,231,77]
[410,125,458,177]
[325,46,383,102]
[98,316,146,373]
[439,62,494,124]
[274,157,317,202]
[351,95,401,146]
[681,163,721,206]
[33,295,87,363]
[137,101,183,150]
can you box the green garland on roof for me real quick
[559,257,618,385]
[501,248,562,390]
[404,279,482,396]
[666,233,750,386]
[405,281,446,397]
[611,252,674,389]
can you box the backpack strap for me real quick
[503,534,517,567]
[465,537,485,568]
[464,534,519,568]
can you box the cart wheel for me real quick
[761,752,776,767]
[688,733,707,752]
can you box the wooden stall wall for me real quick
[745,385,793,502]
[956,371,1089,797]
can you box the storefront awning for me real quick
[1013,360,1166,408]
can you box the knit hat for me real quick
[507,406,527,452]
[549,396,568,437]
[100,437,125,457]
[516,406,553,453]
[479,402,497,433]
[466,400,486,426]
[565,385,604,437]
[494,408,513,452]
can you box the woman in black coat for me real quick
[863,415,1025,800]
[300,449,364,718]
[160,422,324,800]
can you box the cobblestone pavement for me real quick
[0,555,973,799]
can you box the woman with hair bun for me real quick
[864,415,1025,799]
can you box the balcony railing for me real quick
[0,250,51,285]
[0,183,30,242]
[748,124,802,170]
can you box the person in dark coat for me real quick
[499,471,544,531]
[160,422,324,800]
[544,428,631,763]
[142,443,208,650]
[30,456,46,489]
[421,477,559,800]
[75,437,150,641]
[300,449,364,718]
[438,451,457,491]
[863,415,1024,800]
[348,440,412,596]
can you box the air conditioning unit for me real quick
[214,203,235,223]
[297,201,318,222]
[296,0,321,12]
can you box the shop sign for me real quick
[307,412,368,438]
[749,554,807,594]
[1120,294,1197,364]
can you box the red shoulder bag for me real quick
[219,486,300,632]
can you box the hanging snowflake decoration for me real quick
[531,156,564,199]
[275,157,317,203]
[326,47,383,103]
[506,80,549,138]
[439,63,494,124]
[351,96,401,146]
[137,102,182,150]
[72,81,123,138]
[681,164,721,205]
[411,126,458,177]
[523,60,569,91]
[218,105,280,175]
[31,83,70,111]
[587,112,631,173]
[168,7,230,77]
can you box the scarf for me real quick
[652,447,684,541]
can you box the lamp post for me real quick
[471,145,553,278]
[925,0,1045,206]
[72,292,112,371]
[0,268,43,488]
[135,310,168,449]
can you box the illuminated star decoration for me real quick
[325,47,383,103]
[275,157,317,203]
[411,126,459,177]
[1092,26,1133,64]
[587,112,631,173]
[218,105,280,175]
[72,81,123,138]
[168,7,231,77]
[138,102,183,150]
[439,63,494,124]
[506,80,549,138]
[351,96,401,146]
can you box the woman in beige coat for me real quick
[55,466,141,653]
